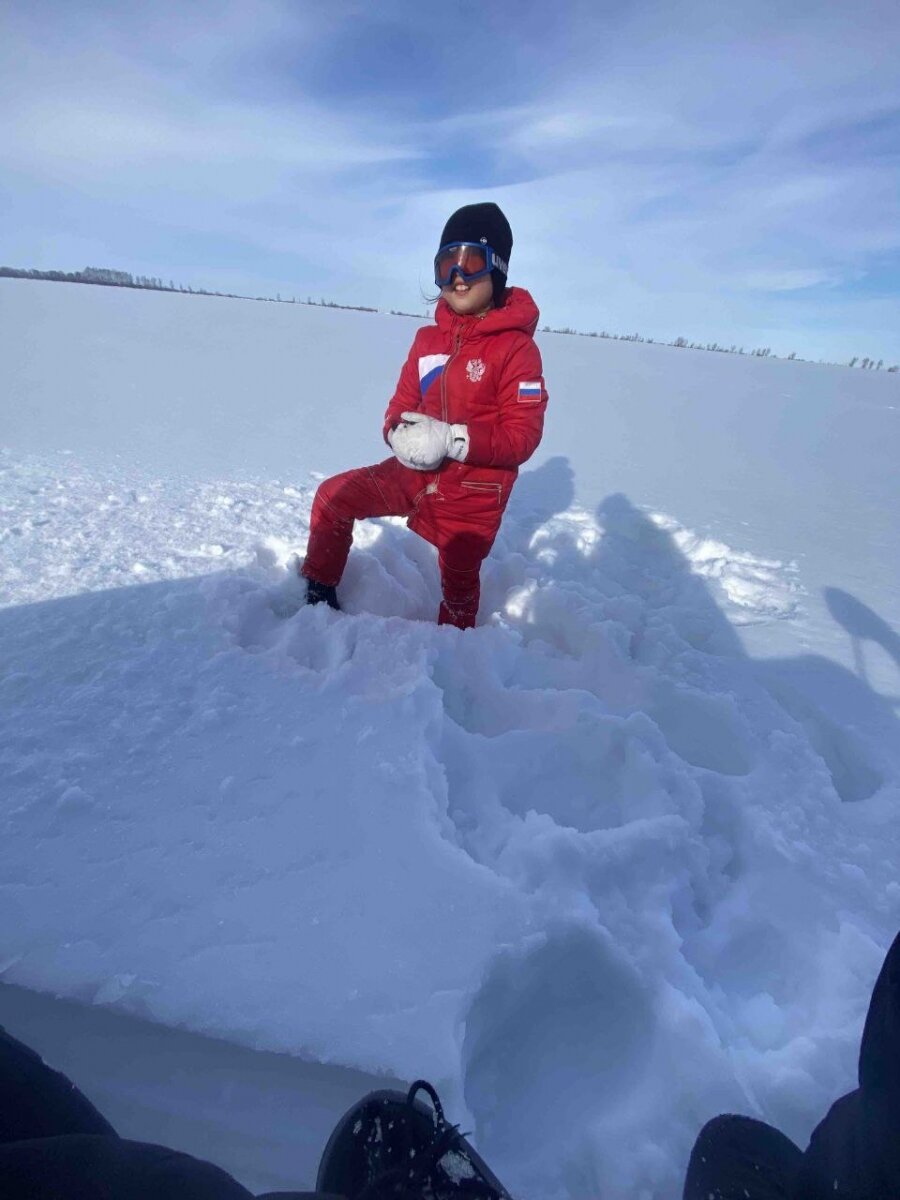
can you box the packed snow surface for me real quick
[2,279,900,1198]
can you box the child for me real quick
[300,202,548,629]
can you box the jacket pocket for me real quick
[461,480,503,506]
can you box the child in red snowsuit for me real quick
[301,202,548,629]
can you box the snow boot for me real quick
[315,1079,514,1199]
[284,557,340,612]
[305,578,340,610]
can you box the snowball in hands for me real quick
[388,420,436,470]
[390,412,469,470]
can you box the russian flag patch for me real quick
[517,380,542,403]
[418,353,450,396]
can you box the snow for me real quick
[2,277,900,1198]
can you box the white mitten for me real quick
[388,421,439,471]
[399,412,469,464]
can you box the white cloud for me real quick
[1,0,898,362]
[0,5,419,187]
[740,268,845,293]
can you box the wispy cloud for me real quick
[1,0,898,361]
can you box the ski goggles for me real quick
[433,241,509,287]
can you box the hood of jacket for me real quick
[434,286,540,340]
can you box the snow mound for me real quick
[3,449,899,1199]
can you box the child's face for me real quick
[441,273,494,317]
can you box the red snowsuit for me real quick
[302,287,548,628]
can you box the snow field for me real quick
[3,280,900,1197]
[3,443,899,1198]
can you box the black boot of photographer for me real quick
[315,1080,513,1200]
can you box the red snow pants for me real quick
[302,457,503,629]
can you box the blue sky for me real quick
[2,0,899,363]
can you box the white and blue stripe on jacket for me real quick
[418,354,450,396]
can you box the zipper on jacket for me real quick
[431,324,463,492]
[462,480,503,507]
[440,326,463,426]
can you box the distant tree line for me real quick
[538,324,898,372]
[3,264,895,371]
[1,265,198,292]
[0,265,377,314]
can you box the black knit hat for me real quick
[438,202,512,306]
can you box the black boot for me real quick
[316,1079,513,1199]
[305,578,341,610]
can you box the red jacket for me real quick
[383,287,548,500]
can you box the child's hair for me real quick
[490,273,509,308]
